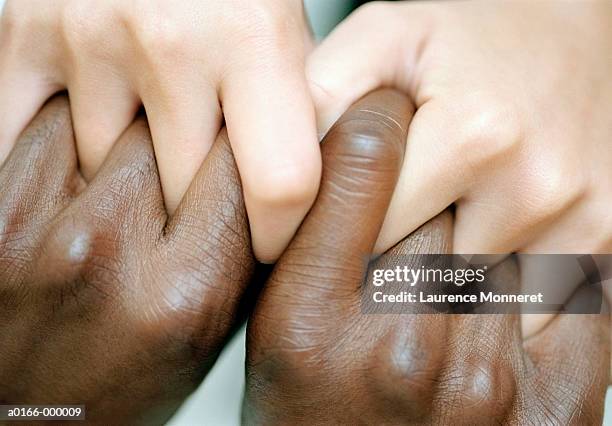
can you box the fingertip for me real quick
[276,89,411,264]
[243,149,322,210]
[246,148,322,263]
[220,58,322,263]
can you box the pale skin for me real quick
[309,0,612,254]
[0,0,321,263]
[306,0,612,337]
[1,2,611,274]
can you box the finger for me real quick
[161,129,255,327]
[0,95,81,286]
[432,257,523,423]
[0,4,62,166]
[0,95,82,220]
[452,136,586,254]
[373,101,467,253]
[308,3,529,256]
[521,254,612,339]
[306,1,427,136]
[165,128,251,255]
[75,113,166,235]
[0,67,61,167]
[453,191,576,256]
[68,74,140,181]
[375,96,519,253]
[361,211,453,413]
[221,52,321,263]
[379,230,523,422]
[522,193,612,254]
[519,254,587,339]
[35,113,166,300]
[143,82,222,214]
[524,294,610,423]
[516,198,609,339]
[386,211,454,257]
[364,211,453,316]
[269,89,412,309]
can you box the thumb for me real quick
[306,2,429,137]
[264,89,413,315]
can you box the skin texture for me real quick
[0,0,321,263]
[306,0,612,338]
[307,0,612,255]
[1,89,608,424]
[244,89,611,425]
[4,0,609,271]
[0,95,255,424]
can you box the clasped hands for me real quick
[0,90,608,424]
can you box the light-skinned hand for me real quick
[0,0,321,263]
[307,0,612,258]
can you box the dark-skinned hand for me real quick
[0,96,255,424]
[243,89,610,425]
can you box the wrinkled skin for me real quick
[244,90,610,425]
[0,96,255,424]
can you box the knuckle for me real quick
[130,11,193,63]
[456,95,522,166]
[136,217,254,354]
[367,324,444,416]
[239,4,291,42]
[59,2,87,43]
[151,233,253,338]
[244,159,321,208]
[523,161,586,221]
[59,2,112,58]
[229,4,301,60]
[36,214,121,287]
[251,333,326,387]
[442,352,515,421]
[246,299,335,387]
[130,268,239,358]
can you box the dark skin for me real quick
[244,90,611,425]
[0,96,255,424]
[0,90,608,425]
